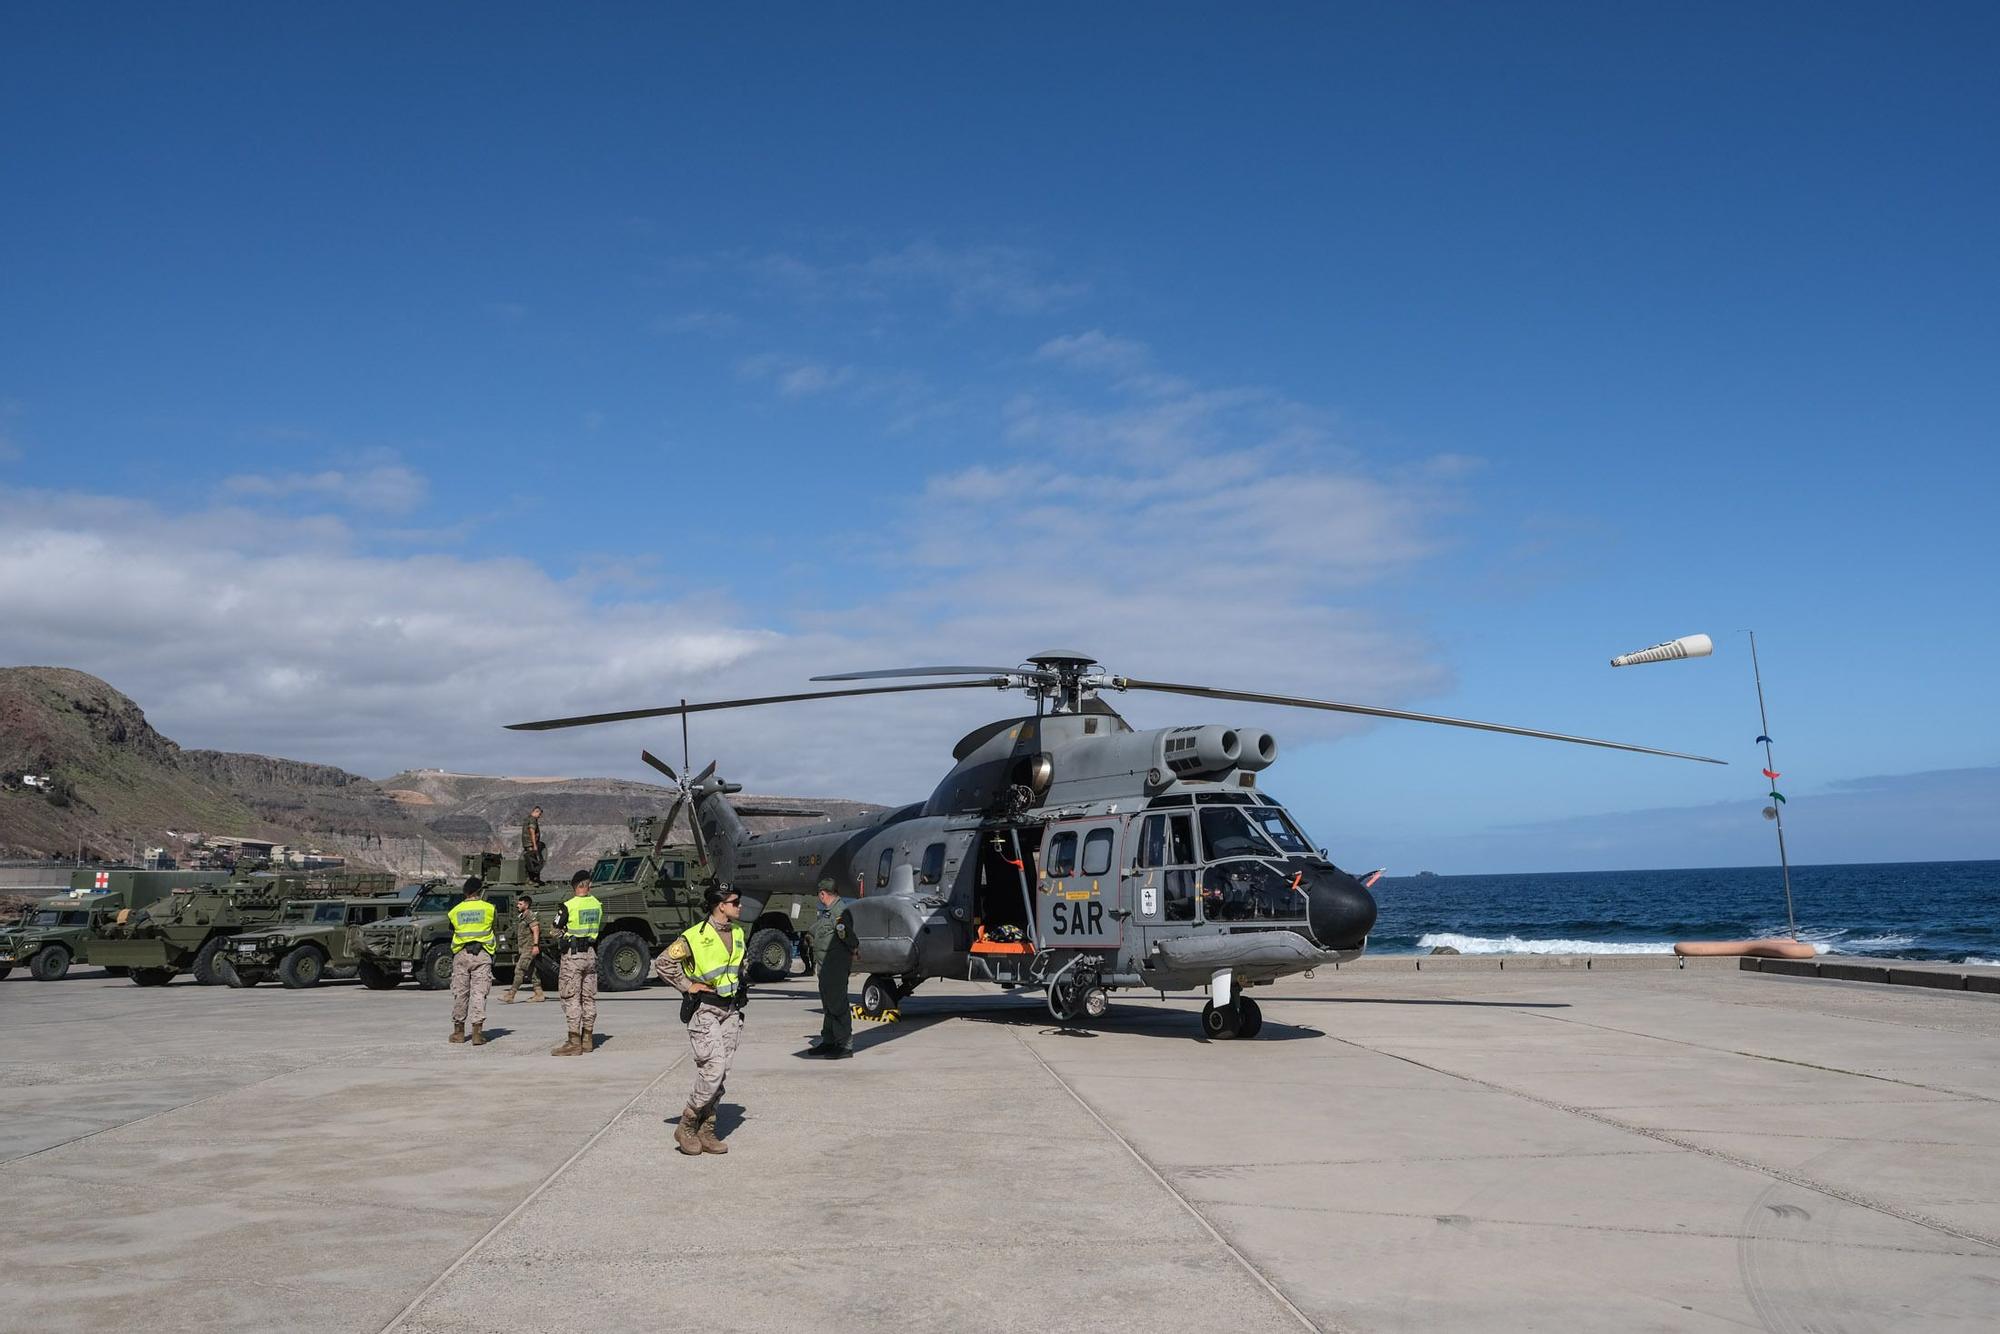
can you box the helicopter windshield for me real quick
[1200,859,1310,921]
[1197,806,1279,860]
[1246,803,1313,855]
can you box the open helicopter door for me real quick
[1036,818,1123,948]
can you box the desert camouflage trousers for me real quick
[559,948,598,1029]
[450,949,492,1025]
[686,1004,743,1116]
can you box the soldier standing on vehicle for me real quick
[448,878,495,1047]
[503,891,545,1004]
[804,876,857,1059]
[654,884,746,1156]
[550,870,602,1056]
[521,807,546,885]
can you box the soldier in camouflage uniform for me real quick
[502,891,546,1003]
[804,877,857,1058]
[521,806,545,885]
[654,884,746,1155]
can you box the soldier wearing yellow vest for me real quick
[654,884,746,1155]
[550,870,603,1056]
[447,878,496,1046]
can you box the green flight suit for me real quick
[810,897,857,1051]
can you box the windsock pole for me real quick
[1747,630,1796,938]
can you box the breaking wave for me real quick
[1414,932,1674,956]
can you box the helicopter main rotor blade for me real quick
[506,678,1013,732]
[654,797,685,855]
[1116,677,1726,765]
[691,759,718,789]
[812,665,1059,683]
[638,750,677,783]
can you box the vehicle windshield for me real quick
[1198,806,1279,860]
[411,891,456,915]
[1247,803,1313,855]
[278,902,313,922]
[28,909,61,928]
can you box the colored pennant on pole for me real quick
[1756,735,1773,744]
[1768,790,1786,803]
[1762,769,1781,780]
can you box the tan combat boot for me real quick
[697,1113,728,1155]
[448,1021,466,1044]
[550,1031,580,1056]
[674,1107,703,1156]
[469,1023,488,1046]
[578,1024,593,1053]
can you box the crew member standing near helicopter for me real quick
[503,890,545,1004]
[654,884,746,1155]
[804,877,857,1059]
[521,806,545,885]
[447,878,495,1047]
[549,871,601,1056]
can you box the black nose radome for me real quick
[1306,869,1378,951]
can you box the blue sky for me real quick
[3,3,1995,872]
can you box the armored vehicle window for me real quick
[591,857,619,883]
[920,843,946,886]
[27,909,60,928]
[312,904,344,924]
[60,910,88,926]
[665,859,687,882]
[1247,805,1312,855]
[618,857,643,881]
[1046,831,1078,878]
[412,891,455,915]
[876,848,893,889]
[1081,829,1114,877]
[1198,806,1276,860]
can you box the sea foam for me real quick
[1414,932,1674,956]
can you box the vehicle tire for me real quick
[1199,1001,1241,1040]
[597,930,651,992]
[230,968,268,988]
[1046,976,1084,1023]
[419,943,452,990]
[746,927,793,984]
[279,946,327,989]
[859,973,898,1018]
[30,945,71,981]
[357,958,401,990]
[213,954,241,987]
[191,937,228,986]
[101,965,129,978]
[131,967,176,987]
[0,964,13,981]
[1236,995,1264,1039]
[535,951,560,989]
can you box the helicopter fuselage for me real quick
[699,707,1379,1004]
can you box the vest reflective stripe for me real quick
[682,921,746,998]
[566,894,604,942]
[450,900,496,954]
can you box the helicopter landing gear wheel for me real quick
[859,973,898,1019]
[1200,1000,1242,1041]
[1236,995,1263,1039]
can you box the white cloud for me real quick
[1035,329,1152,375]
[222,462,429,514]
[742,241,1084,315]
[736,353,856,398]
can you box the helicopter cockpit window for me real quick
[1198,806,1278,860]
[876,848,894,890]
[1247,805,1312,855]
[1201,860,1309,922]
[1045,831,1078,878]
[919,843,946,886]
[1081,829,1114,877]
[1135,814,1197,919]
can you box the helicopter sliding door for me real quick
[1036,819,1123,949]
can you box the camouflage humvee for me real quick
[355,818,818,992]
[88,870,396,987]
[0,869,226,981]
[217,889,419,989]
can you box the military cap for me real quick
[816,876,838,894]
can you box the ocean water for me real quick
[1365,860,2000,964]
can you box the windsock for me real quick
[1610,633,1714,667]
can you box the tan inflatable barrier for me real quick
[1674,938,1817,959]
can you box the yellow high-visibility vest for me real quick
[450,899,496,954]
[681,921,745,998]
[566,894,604,942]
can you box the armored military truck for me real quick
[88,870,394,986]
[218,887,418,989]
[0,868,226,981]
[354,819,817,992]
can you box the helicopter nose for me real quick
[1306,868,1378,951]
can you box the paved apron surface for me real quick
[2,962,1996,1332]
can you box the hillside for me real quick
[0,666,875,877]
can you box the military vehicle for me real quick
[355,861,559,991]
[218,887,418,989]
[0,868,225,981]
[88,869,394,986]
[511,650,1721,1039]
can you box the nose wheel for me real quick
[1200,995,1263,1040]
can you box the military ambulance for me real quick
[0,868,226,981]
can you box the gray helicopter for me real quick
[509,651,1721,1040]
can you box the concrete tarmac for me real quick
[2,958,1996,1332]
